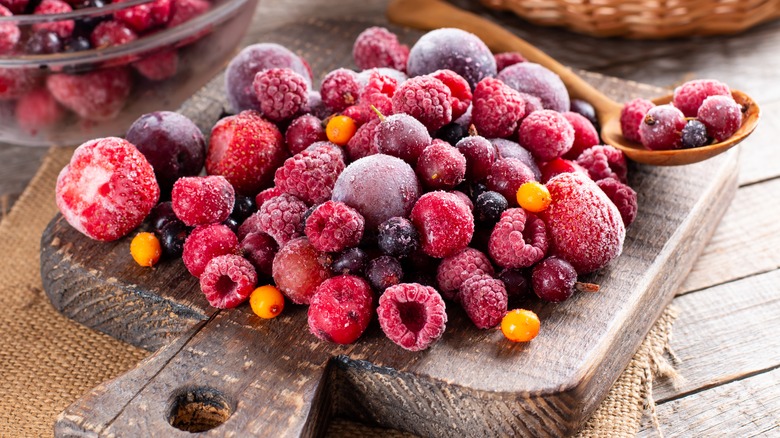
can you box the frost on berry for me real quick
[576,145,627,183]
[596,177,638,227]
[346,118,381,161]
[639,104,686,150]
[562,111,600,160]
[410,191,474,258]
[240,232,278,278]
[253,68,309,123]
[486,158,536,205]
[320,68,360,113]
[494,52,525,72]
[436,247,494,301]
[377,283,447,351]
[392,75,452,132]
[697,95,742,142]
[200,254,256,309]
[472,77,526,139]
[620,98,654,144]
[415,141,467,190]
[673,79,731,118]
[491,138,540,181]
[428,69,472,120]
[274,143,345,205]
[308,275,374,344]
[272,237,331,305]
[406,28,496,90]
[375,113,432,165]
[518,110,575,162]
[304,200,365,253]
[460,274,508,329]
[182,224,239,278]
[286,114,327,155]
[488,208,547,269]
[256,193,308,247]
[171,175,235,227]
[456,135,497,182]
[353,26,409,72]
[46,67,132,121]
[498,62,570,113]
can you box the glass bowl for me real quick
[0,0,258,146]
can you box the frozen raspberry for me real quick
[225,43,312,113]
[539,172,625,274]
[596,177,638,227]
[407,28,496,90]
[562,111,600,160]
[254,187,282,211]
[15,88,63,133]
[472,77,526,139]
[498,268,530,298]
[366,255,403,291]
[90,20,137,49]
[491,138,541,181]
[456,135,498,182]
[475,190,507,223]
[286,114,326,155]
[200,254,256,308]
[56,137,159,241]
[133,50,178,81]
[240,231,277,278]
[320,68,360,113]
[182,223,238,278]
[460,274,507,329]
[272,237,331,304]
[46,67,132,121]
[309,275,374,344]
[353,26,409,72]
[428,69,472,121]
[32,0,74,39]
[519,110,575,161]
[639,104,686,150]
[377,217,419,257]
[494,52,525,72]
[0,0,26,13]
[697,95,742,142]
[486,158,536,205]
[369,67,408,85]
[488,208,547,269]
[332,154,422,231]
[0,5,19,54]
[377,283,447,351]
[342,104,372,127]
[357,68,398,116]
[498,62,570,112]
[252,68,309,123]
[167,0,209,27]
[171,176,235,226]
[375,113,432,164]
[392,75,452,132]
[576,145,627,183]
[114,0,171,33]
[415,141,466,190]
[345,118,380,161]
[304,201,364,252]
[274,144,345,205]
[620,98,654,144]
[436,247,494,301]
[410,191,474,258]
[539,158,588,184]
[673,79,731,117]
[255,193,307,247]
[207,110,287,196]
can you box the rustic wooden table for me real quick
[2,0,778,436]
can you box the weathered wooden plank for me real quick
[0,145,47,219]
[680,178,780,294]
[638,367,780,438]
[739,100,780,185]
[654,270,780,402]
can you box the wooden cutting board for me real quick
[40,19,739,437]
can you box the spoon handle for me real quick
[387,0,622,118]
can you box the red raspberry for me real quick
[562,111,600,160]
[539,158,588,184]
[436,248,494,301]
[254,187,282,211]
[133,50,178,81]
[114,0,172,33]
[90,20,137,49]
[341,104,372,126]
[252,68,309,123]
[353,26,409,72]
[597,177,638,227]
[200,254,256,309]
[539,172,625,274]
[377,283,447,351]
[576,145,627,183]
[272,237,331,304]
[460,274,508,329]
[304,201,365,252]
[673,79,731,117]
[15,88,64,133]
[308,275,374,344]
[239,232,278,278]
[392,75,452,132]
[345,118,380,161]
[171,175,235,227]
[428,69,472,121]
[410,191,474,258]
[286,114,326,155]
[320,68,360,113]
[46,67,132,121]
[32,0,74,39]
[207,110,287,196]
[357,68,398,116]
[274,143,345,205]
[518,109,574,162]
[472,77,526,138]
[486,158,536,205]
[697,95,742,142]
[494,52,525,72]
[55,137,159,241]
[182,223,238,278]
[619,98,654,144]
[0,0,26,13]
[415,141,467,190]
[488,208,548,269]
[0,5,20,54]
[167,0,209,27]
[254,193,307,247]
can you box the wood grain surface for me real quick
[41,18,741,437]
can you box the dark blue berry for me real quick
[436,122,468,146]
[377,217,419,257]
[475,191,507,223]
[223,217,240,233]
[158,221,190,258]
[149,201,178,232]
[231,195,256,223]
[64,36,91,53]
[26,31,62,55]
[366,256,403,292]
[570,99,599,130]
[681,119,709,149]
[468,182,488,202]
[74,0,109,31]
[331,247,368,275]
[498,268,530,298]
[303,204,318,224]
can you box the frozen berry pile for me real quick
[619,79,744,150]
[56,26,642,352]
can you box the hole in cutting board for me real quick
[168,387,234,432]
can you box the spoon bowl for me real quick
[387,0,761,166]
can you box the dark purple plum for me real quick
[331,247,369,275]
[375,113,431,165]
[406,28,496,90]
[490,138,541,181]
[498,62,570,113]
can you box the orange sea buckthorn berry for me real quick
[326,115,357,146]
[501,309,540,342]
[130,232,162,267]
[516,181,552,213]
[249,285,285,319]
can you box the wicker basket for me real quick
[480,0,780,39]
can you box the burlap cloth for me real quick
[0,146,678,437]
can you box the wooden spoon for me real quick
[386,0,761,166]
